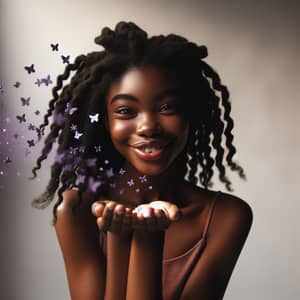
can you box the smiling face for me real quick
[105,66,189,176]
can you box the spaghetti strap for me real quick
[201,191,220,240]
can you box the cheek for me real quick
[108,119,135,143]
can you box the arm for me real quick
[126,230,165,300]
[54,189,106,300]
[180,195,253,300]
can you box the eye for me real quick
[114,107,136,117]
[159,103,177,114]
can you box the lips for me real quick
[130,140,170,161]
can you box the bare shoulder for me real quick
[211,191,253,238]
[180,189,253,300]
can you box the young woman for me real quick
[32,21,253,300]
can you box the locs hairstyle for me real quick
[31,21,245,224]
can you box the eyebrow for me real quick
[110,89,180,104]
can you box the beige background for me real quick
[0,0,299,299]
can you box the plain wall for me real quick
[0,0,299,299]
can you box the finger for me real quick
[122,208,132,233]
[91,202,105,217]
[165,203,182,221]
[101,201,117,231]
[111,204,125,233]
[154,208,171,230]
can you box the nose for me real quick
[136,113,162,138]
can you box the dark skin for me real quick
[54,66,253,300]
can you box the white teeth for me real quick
[144,147,160,153]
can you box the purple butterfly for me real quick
[34,110,40,115]
[88,177,102,193]
[41,75,53,86]
[77,174,86,184]
[20,97,30,106]
[79,146,85,153]
[119,168,126,175]
[54,152,65,164]
[13,81,21,88]
[87,158,97,167]
[3,156,12,164]
[106,168,114,178]
[27,139,35,147]
[36,127,45,138]
[94,145,102,152]
[34,78,43,87]
[53,112,65,126]
[16,114,26,123]
[50,43,59,51]
[70,124,78,132]
[0,83,4,93]
[24,64,35,74]
[61,55,70,64]
[74,130,83,140]
[65,102,78,115]
[28,123,35,131]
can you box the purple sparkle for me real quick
[127,179,134,187]
[139,175,147,183]
[119,168,126,175]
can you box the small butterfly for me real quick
[88,177,102,193]
[16,114,26,123]
[119,168,126,175]
[106,168,114,178]
[65,102,78,115]
[68,146,78,155]
[61,55,70,64]
[41,75,53,86]
[89,113,100,123]
[24,64,35,74]
[77,174,86,184]
[53,112,65,126]
[94,145,102,152]
[34,110,40,115]
[0,83,4,93]
[54,152,65,164]
[27,139,35,147]
[3,156,12,164]
[13,81,21,88]
[63,164,73,172]
[74,130,83,140]
[50,43,59,51]
[34,78,43,87]
[70,124,78,132]
[36,127,45,138]
[28,123,35,131]
[20,97,31,106]
[87,158,97,167]
[79,146,85,153]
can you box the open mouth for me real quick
[130,141,170,161]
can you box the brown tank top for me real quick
[98,191,220,300]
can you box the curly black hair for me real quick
[31,21,245,225]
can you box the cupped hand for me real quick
[91,200,132,234]
[132,200,182,232]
